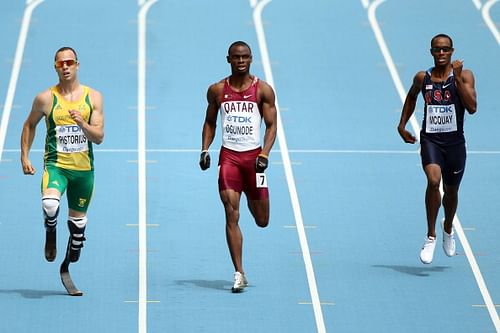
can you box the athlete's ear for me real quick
[226,55,230,63]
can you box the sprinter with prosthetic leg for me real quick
[21,46,104,296]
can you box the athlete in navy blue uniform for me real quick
[398,34,477,264]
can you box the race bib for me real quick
[425,104,457,133]
[256,173,268,188]
[56,125,88,153]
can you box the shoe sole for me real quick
[231,282,248,293]
[231,287,244,293]
[420,257,432,264]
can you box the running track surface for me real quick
[0,1,499,332]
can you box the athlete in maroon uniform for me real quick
[398,34,477,264]
[200,41,277,292]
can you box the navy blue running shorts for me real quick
[420,138,466,186]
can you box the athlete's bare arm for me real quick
[69,88,104,144]
[201,82,223,151]
[258,81,277,156]
[398,71,425,144]
[452,60,477,114]
[20,90,52,175]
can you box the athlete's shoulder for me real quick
[256,79,275,100]
[29,88,53,115]
[87,86,102,100]
[412,71,427,87]
[404,71,426,97]
[81,85,103,111]
[256,77,268,87]
[38,87,53,97]
[415,70,427,81]
[34,88,53,105]
[208,78,225,91]
[207,79,225,98]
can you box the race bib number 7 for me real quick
[256,173,268,188]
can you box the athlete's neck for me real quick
[57,80,82,102]
[228,74,253,92]
[432,65,452,81]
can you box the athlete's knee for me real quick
[67,215,87,263]
[254,209,269,227]
[42,195,60,229]
[426,178,441,191]
[255,216,269,228]
[443,185,459,201]
[424,164,441,189]
[248,200,269,228]
[224,206,240,224]
[221,195,241,223]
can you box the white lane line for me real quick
[0,0,44,163]
[482,0,500,45]
[472,304,500,308]
[137,1,158,333]
[453,214,500,331]
[250,1,326,332]
[472,0,483,10]
[365,1,500,331]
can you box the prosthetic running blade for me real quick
[60,236,83,296]
[60,259,83,296]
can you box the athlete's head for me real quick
[430,34,453,48]
[227,41,251,56]
[54,47,79,81]
[430,34,454,67]
[54,47,78,62]
[227,41,252,74]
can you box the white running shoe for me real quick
[420,236,436,264]
[231,271,248,293]
[442,220,456,257]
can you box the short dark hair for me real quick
[431,34,453,47]
[54,47,78,61]
[227,41,251,55]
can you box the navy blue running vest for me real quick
[420,68,466,146]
